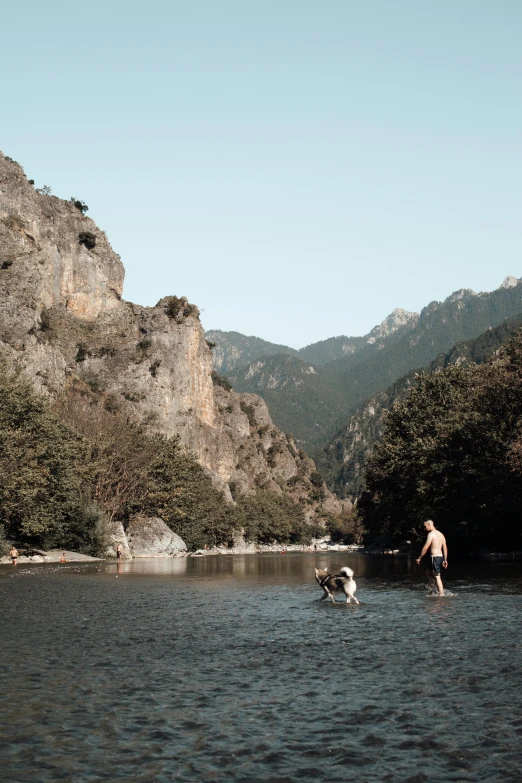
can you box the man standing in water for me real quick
[416,520,448,595]
[9,546,18,565]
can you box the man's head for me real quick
[423,519,436,531]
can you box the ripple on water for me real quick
[0,553,521,783]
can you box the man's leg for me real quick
[434,574,444,595]
[424,567,436,592]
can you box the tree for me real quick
[0,368,100,550]
[359,334,522,550]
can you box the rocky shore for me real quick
[0,549,101,565]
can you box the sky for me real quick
[1,1,521,348]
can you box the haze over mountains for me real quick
[207,277,522,452]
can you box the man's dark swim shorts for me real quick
[428,556,444,575]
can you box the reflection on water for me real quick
[0,554,521,783]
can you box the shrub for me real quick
[266,443,287,467]
[28,179,35,185]
[94,346,115,359]
[40,307,51,332]
[206,340,216,350]
[71,198,88,215]
[149,360,161,378]
[85,375,106,394]
[1,259,13,270]
[240,401,256,427]
[137,337,152,354]
[4,215,25,232]
[103,394,120,413]
[163,296,199,320]
[78,232,96,250]
[75,343,89,363]
[36,185,51,196]
[212,371,232,391]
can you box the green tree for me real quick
[0,369,101,550]
[235,491,309,544]
[359,335,522,550]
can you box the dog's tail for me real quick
[339,567,354,579]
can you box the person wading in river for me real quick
[416,520,448,595]
[9,546,18,565]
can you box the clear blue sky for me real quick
[1,1,521,347]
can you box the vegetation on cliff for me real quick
[0,369,101,553]
[0,371,329,553]
[358,333,522,551]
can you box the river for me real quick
[1,553,521,783]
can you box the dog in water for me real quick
[315,567,359,604]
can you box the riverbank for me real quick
[189,542,364,556]
[0,549,101,565]
[3,543,520,565]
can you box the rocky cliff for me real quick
[0,152,344,519]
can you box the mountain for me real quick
[0,151,346,526]
[223,283,522,450]
[226,354,349,446]
[207,307,418,371]
[321,312,522,499]
[205,330,298,372]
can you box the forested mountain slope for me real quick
[224,282,522,449]
[205,331,298,373]
[322,313,522,499]
[226,354,349,446]
[207,308,418,371]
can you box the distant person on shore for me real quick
[416,520,448,595]
[116,543,123,561]
[59,553,67,563]
[9,546,18,565]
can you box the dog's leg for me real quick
[321,585,333,601]
[352,596,360,605]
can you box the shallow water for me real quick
[0,553,521,783]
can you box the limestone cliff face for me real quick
[0,152,344,517]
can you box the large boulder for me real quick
[105,519,132,559]
[127,515,187,557]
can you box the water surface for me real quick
[1,554,521,783]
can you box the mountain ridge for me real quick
[320,312,522,499]
[222,278,522,449]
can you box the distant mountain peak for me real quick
[366,308,419,344]
[500,276,520,289]
[447,288,477,302]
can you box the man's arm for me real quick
[416,533,432,563]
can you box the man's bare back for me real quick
[426,529,445,557]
